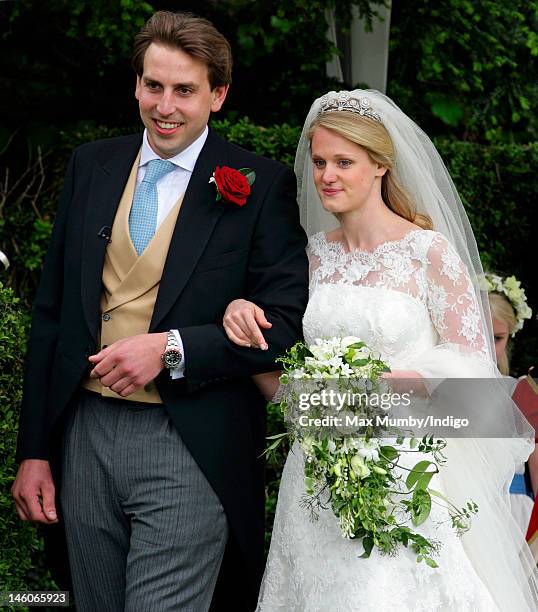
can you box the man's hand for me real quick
[223,299,272,349]
[12,459,58,524]
[88,332,168,397]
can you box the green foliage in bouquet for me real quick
[269,338,479,567]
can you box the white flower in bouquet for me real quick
[328,355,344,369]
[357,445,380,463]
[304,356,321,369]
[350,454,370,478]
[268,337,477,568]
[290,368,306,379]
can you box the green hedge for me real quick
[1,119,536,587]
[0,284,57,605]
[3,118,535,367]
[3,1,536,141]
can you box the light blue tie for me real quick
[129,159,175,255]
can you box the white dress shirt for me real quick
[137,126,209,379]
[137,126,208,229]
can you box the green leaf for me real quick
[270,15,293,34]
[266,432,288,440]
[238,167,256,186]
[379,446,399,462]
[429,489,450,504]
[415,471,435,491]
[425,556,439,568]
[406,461,435,489]
[518,95,530,110]
[348,342,366,349]
[429,95,465,127]
[360,536,374,558]
[411,490,432,526]
[262,432,288,456]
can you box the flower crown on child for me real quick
[484,272,532,336]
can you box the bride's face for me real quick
[311,126,385,214]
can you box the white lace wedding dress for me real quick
[257,229,502,611]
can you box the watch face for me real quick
[163,348,182,368]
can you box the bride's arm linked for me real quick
[223,299,281,400]
[222,296,425,399]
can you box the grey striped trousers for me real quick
[60,391,228,612]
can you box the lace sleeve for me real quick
[424,233,488,359]
[306,233,323,289]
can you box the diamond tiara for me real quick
[317,91,382,123]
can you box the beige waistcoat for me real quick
[83,152,183,403]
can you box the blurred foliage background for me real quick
[1,0,537,603]
[2,0,536,142]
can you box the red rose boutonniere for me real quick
[209,166,256,207]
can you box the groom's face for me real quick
[135,43,228,159]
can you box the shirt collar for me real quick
[140,126,209,172]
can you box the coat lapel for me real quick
[81,134,142,341]
[150,130,229,331]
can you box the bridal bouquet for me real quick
[267,337,478,568]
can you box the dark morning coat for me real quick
[16,128,309,610]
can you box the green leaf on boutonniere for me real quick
[239,167,256,186]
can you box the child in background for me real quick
[486,272,535,533]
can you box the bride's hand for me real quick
[223,299,272,349]
[382,370,428,396]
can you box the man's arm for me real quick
[13,150,78,524]
[16,149,77,461]
[89,165,308,396]
[179,165,309,387]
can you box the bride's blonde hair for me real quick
[308,112,433,230]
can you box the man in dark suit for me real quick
[12,11,308,611]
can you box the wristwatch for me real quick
[161,331,183,369]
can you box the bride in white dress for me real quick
[222,90,538,611]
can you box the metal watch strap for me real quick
[166,330,179,350]
[161,331,182,369]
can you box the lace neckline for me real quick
[317,228,427,257]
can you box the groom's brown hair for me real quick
[132,11,233,89]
